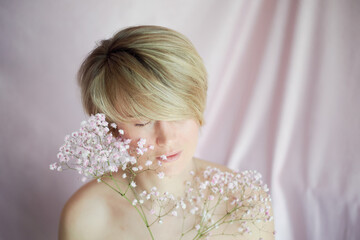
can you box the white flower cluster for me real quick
[50,114,274,239]
[180,167,273,238]
[49,113,151,182]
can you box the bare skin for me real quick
[58,158,275,240]
[59,119,274,239]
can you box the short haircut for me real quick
[78,25,207,128]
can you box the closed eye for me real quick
[135,121,151,127]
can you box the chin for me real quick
[161,157,193,177]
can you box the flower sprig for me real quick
[50,113,274,239]
[181,167,273,239]
[49,113,162,181]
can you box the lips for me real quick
[156,151,182,162]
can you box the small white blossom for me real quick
[136,148,144,156]
[132,167,139,172]
[137,138,146,147]
[190,207,198,215]
[49,163,57,170]
[157,172,165,179]
[130,181,136,188]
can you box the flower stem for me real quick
[101,181,155,240]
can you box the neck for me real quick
[134,158,198,198]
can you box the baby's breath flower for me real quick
[136,148,144,156]
[132,167,139,172]
[190,207,198,215]
[137,138,146,147]
[130,157,137,165]
[49,163,57,170]
[157,172,165,179]
[51,115,273,239]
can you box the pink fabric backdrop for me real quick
[1,0,359,239]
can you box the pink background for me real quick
[1,0,359,239]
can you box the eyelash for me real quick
[135,121,151,127]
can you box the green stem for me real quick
[101,181,155,240]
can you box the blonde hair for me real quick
[78,25,207,127]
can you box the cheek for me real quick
[182,122,200,146]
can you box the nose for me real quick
[155,121,176,147]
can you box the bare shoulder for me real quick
[58,177,125,240]
[193,157,234,173]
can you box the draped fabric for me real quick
[0,1,359,239]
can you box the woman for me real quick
[58,25,275,240]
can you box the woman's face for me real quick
[115,119,200,175]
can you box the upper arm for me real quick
[58,193,109,240]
